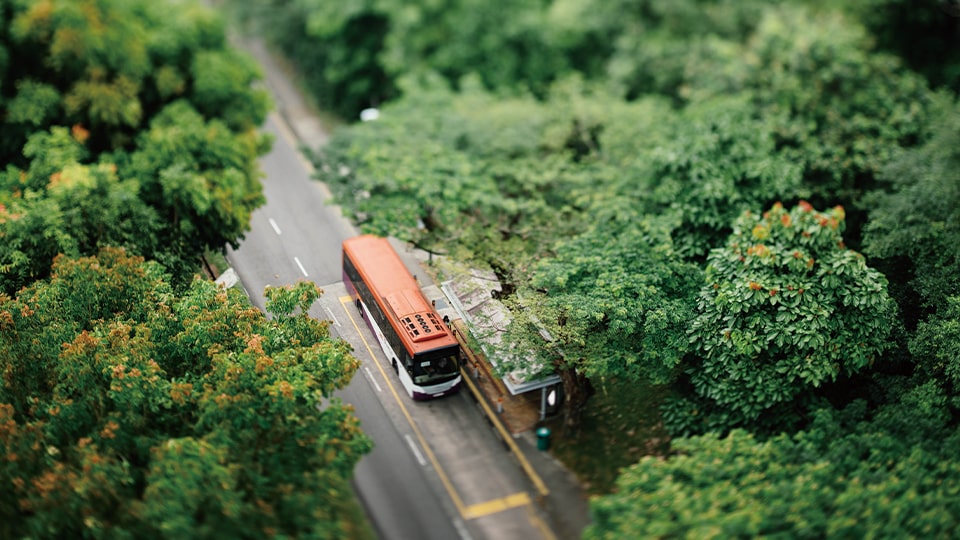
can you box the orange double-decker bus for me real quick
[342,235,462,399]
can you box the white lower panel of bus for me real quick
[360,300,459,399]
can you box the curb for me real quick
[452,328,551,499]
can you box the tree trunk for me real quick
[557,364,593,433]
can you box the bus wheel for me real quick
[391,358,398,374]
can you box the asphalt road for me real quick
[227,115,555,540]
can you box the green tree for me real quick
[605,0,770,102]
[2,0,269,162]
[910,296,960,410]
[863,94,960,327]
[625,96,807,259]
[9,127,161,257]
[379,0,571,97]
[861,95,960,425]
[0,249,370,538]
[1,0,271,290]
[125,100,268,286]
[741,6,930,210]
[224,0,588,120]
[190,47,271,132]
[608,3,931,225]
[6,0,150,154]
[0,196,77,294]
[831,0,960,93]
[317,74,599,266]
[586,398,960,539]
[498,209,701,427]
[0,111,264,293]
[138,437,245,538]
[683,202,896,429]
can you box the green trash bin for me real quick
[536,427,551,451]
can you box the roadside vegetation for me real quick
[225,0,960,536]
[4,0,959,536]
[0,0,372,537]
[548,378,670,495]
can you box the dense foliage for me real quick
[585,398,960,539]
[0,0,270,291]
[7,0,950,536]
[1,1,373,537]
[678,202,896,430]
[244,0,960,535]
[0,249,370,538]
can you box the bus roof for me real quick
[343,235,458,355]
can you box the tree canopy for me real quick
[282,0,960,535]
[1,1,377,537]
[585,398,960,539]
[0,249,370,538]
[682,202,896,427]
[6,0,954,536]
[0,0,270,291]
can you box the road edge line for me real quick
[459,366,550,498]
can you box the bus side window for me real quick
[404,353,413,369]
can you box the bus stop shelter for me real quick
[440,270,562,420]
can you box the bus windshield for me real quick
[412,353,459,385]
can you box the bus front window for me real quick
[413,354,459,385]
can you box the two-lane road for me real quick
[228,114,554,539]
[228,115,463,540]
[227,116,352,306]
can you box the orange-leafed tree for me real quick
[0,249,369,538]
[676,202,896,432]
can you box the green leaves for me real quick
[1,0,271,289]
[64,75,143,129]
[687,202,896,422]
[140,438,244,539]
[316,77,588,261]
[190,49,270,131]
[6,80,62,128]
[864,94,960,312]
[604,2,931,214]
[513,210,701,385]
[640,96,806,257]
[0,196,78,294]
[586,406,960,539]
[593,383,960,538]
[742,6,930,201]
[0,250,370,538]
[911,296,960,399]
[126,100,267,283]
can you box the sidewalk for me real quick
[408,250,591,540]
[241,34,591,540]
[459,331,592,540]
